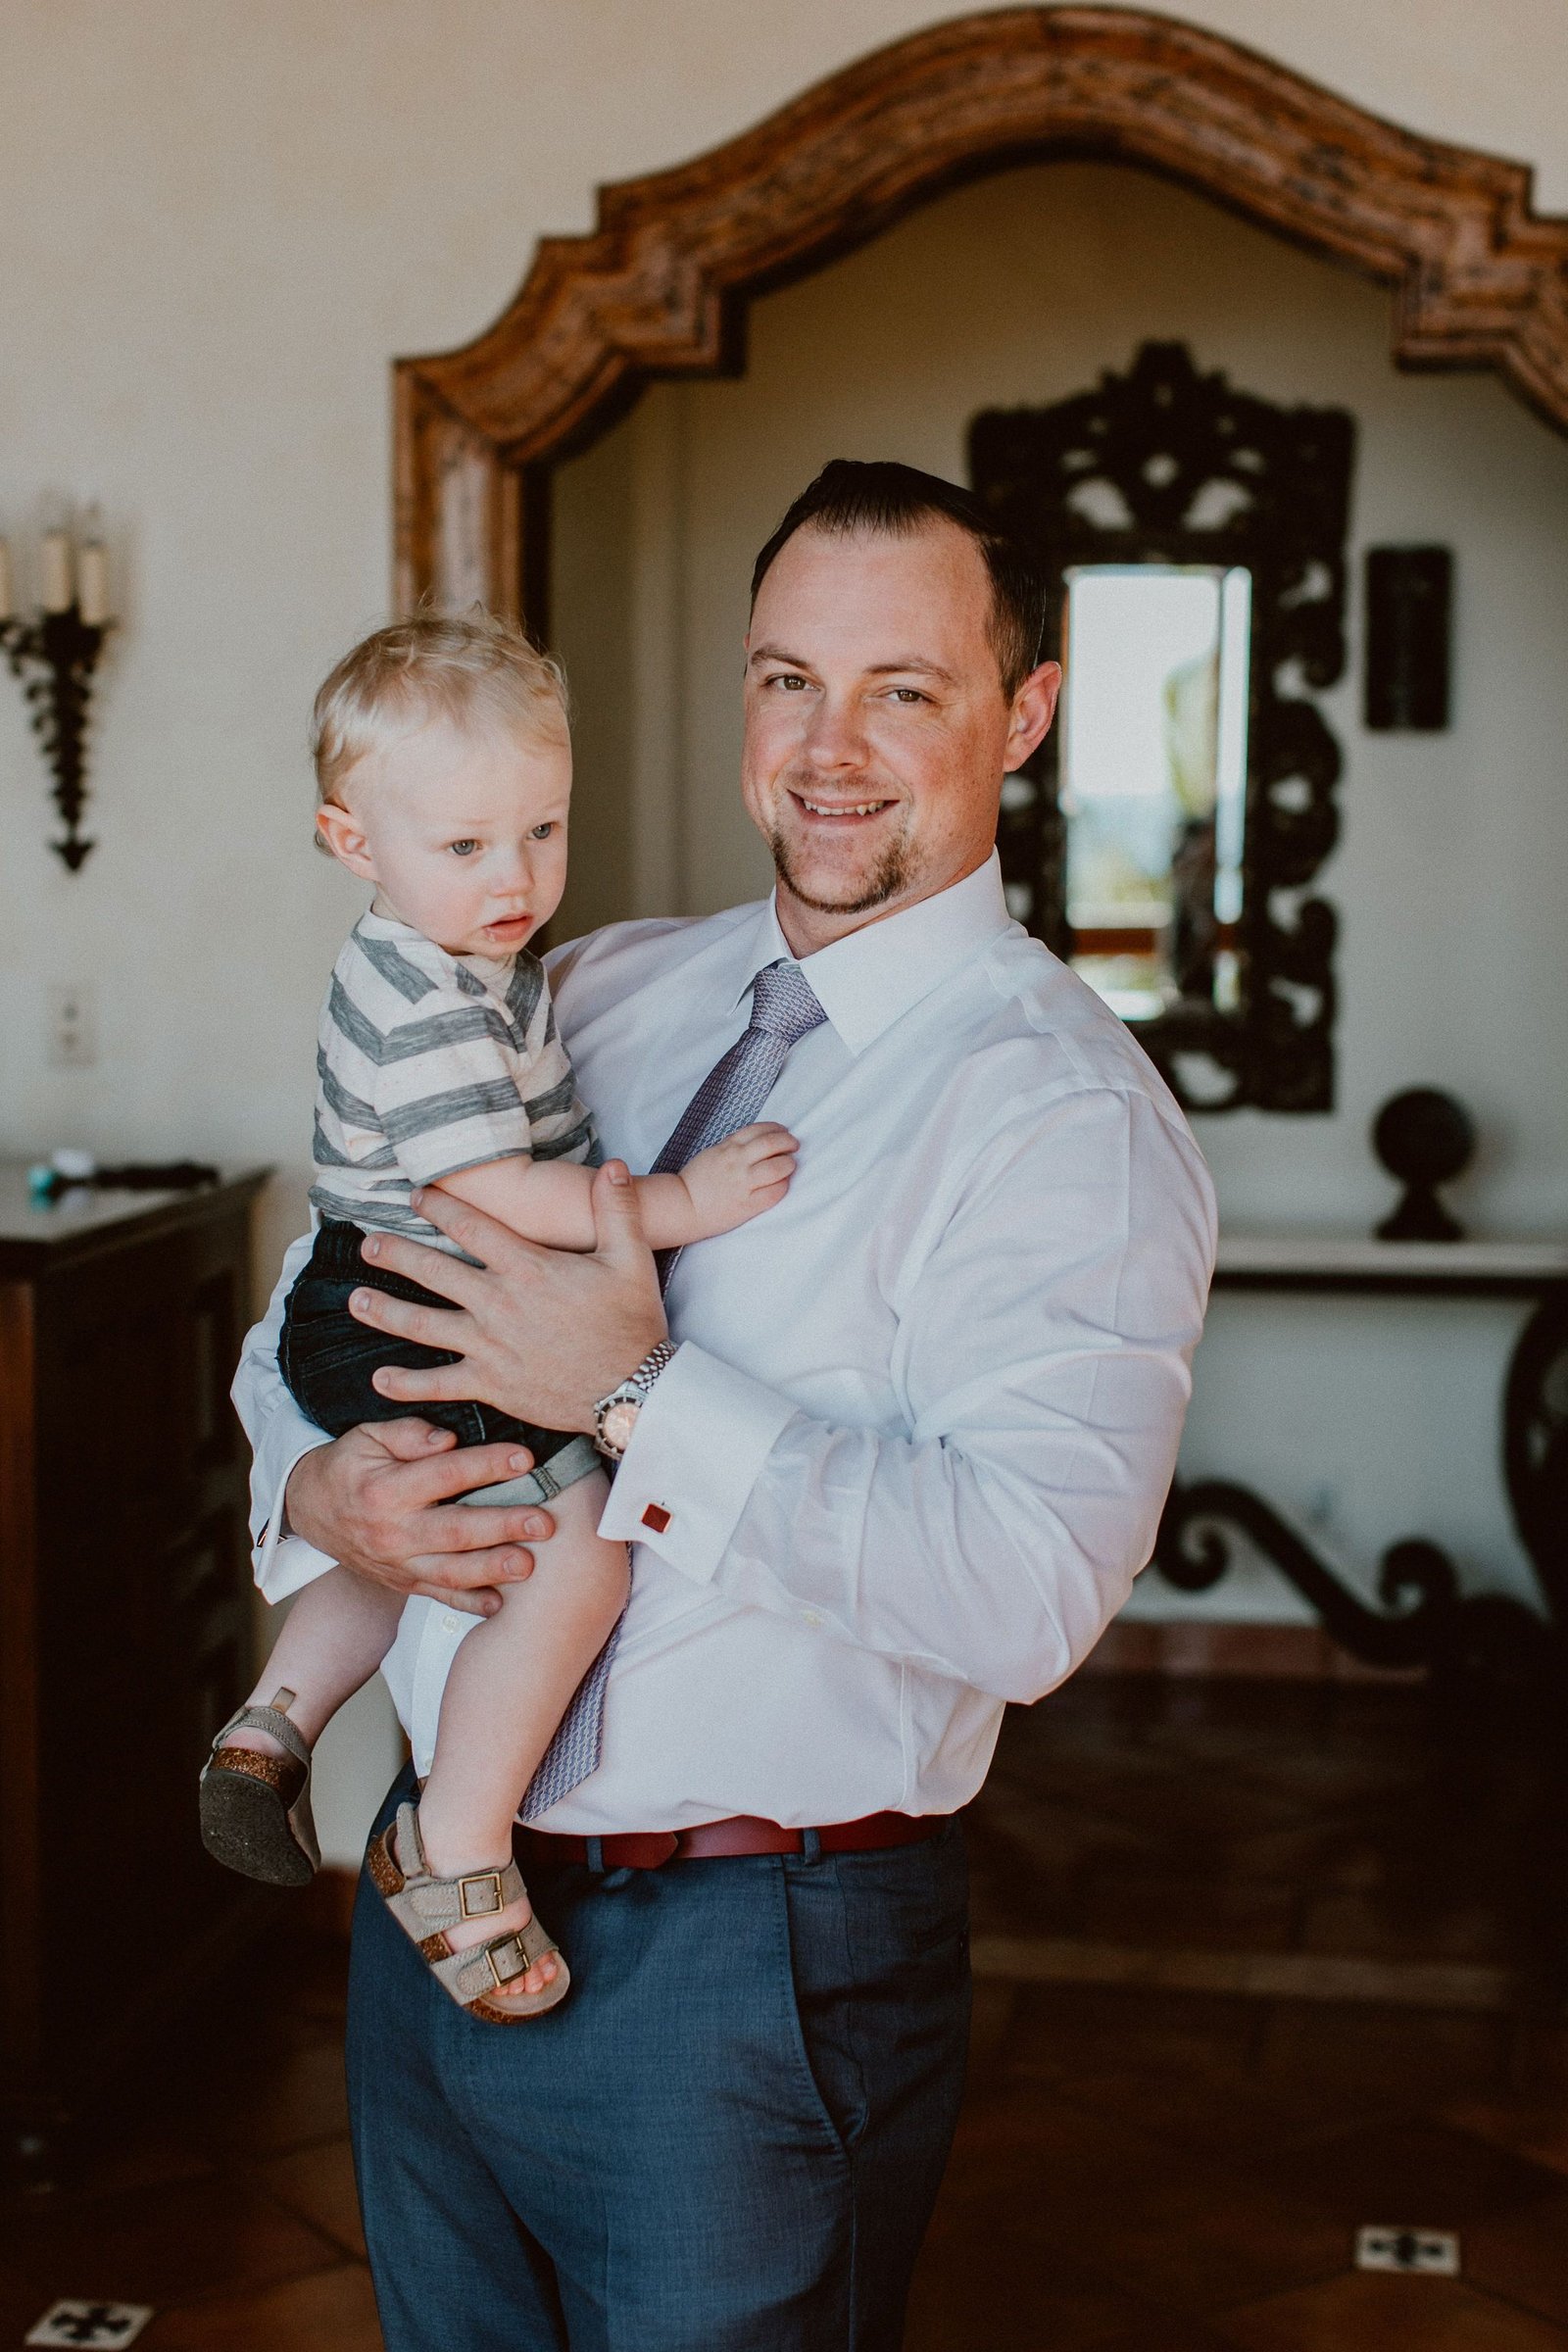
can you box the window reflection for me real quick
[1061,564,1251,1021]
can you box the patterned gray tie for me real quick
[650,956,828,1292]
[520,956,827,1821]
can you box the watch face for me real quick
[601,1399,639,1455]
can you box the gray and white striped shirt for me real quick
[309,909,596,1252]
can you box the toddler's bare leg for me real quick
[224,1566,407,1755]
[412,1468,628,2002]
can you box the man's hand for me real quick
[346,1160,668,1433]
[283,1418,557,1618]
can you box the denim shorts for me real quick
[278,1217,581,1475]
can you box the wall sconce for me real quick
[0,514,115,870]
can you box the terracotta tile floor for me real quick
[6,1674,1568,2350]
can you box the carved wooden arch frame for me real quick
[395,3,1568,623]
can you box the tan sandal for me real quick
[199,1688,319,1886]
[367,1801,570,2023]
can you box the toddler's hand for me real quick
[681,1122,798,1237]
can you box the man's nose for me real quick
[802,695,867,768]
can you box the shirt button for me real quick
[802,1609,821,1628]
[443,1612,464,1634]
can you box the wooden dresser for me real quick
[0,1164,270,2181]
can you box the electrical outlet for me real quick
[1355,2227,1459,2276]
[46,981,95,1068]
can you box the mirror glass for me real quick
[1055,564,1251,1022]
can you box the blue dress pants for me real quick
[346,1767,971,2351]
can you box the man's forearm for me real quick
[600,1340,1191,1703]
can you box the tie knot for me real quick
[748,958,827,1047]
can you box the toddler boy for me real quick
[200,610,796,2018]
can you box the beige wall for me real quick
[4,2,1567,1852]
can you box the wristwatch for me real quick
[592,1340,678,1460]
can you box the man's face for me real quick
[741,518,1060,952]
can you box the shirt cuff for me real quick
[597,1341,798,1586]
[254,1432,337,1603]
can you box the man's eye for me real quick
[448,839,478,858]
[769,672,809,692]
[890,687,927,706]
[530,822,556,841]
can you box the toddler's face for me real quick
[320,714,571,958]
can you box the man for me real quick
[234,460,1216,2350]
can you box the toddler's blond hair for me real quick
[312,607,569,808]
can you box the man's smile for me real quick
[788,789,898,823]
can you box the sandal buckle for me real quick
[459,1869,506,1919]
[486,1934,528,1989]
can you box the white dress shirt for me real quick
[232,855,1216,1830]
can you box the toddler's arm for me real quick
[433,1123,797,1252]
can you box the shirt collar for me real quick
[735,852,1013,1058]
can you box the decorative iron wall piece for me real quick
[1504,1294,1568,1640]
[1151,1248,1568,1711]
[969,341,1352,1112]
[1153,1480,1557,1699]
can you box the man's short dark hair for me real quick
[750,459,1049,699]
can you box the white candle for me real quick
[39,528,74,613]
[76,538,110,627]
[0,537,13,622]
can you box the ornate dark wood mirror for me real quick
[970,341,1353,1112]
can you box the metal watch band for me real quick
[592,1339,678,1460]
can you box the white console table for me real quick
[1215,1231,1568,1293]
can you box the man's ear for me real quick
[1003,661,1063,773]
[315,800,377,880]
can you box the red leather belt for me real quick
[514,1809,940,1874]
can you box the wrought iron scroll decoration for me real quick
[968,340,1353,1113]
[1151,1266,1568,1702]
[1152,1480,1554,1693]
[1503,1292,1568,1638]
[1154,1480,1463,1669]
